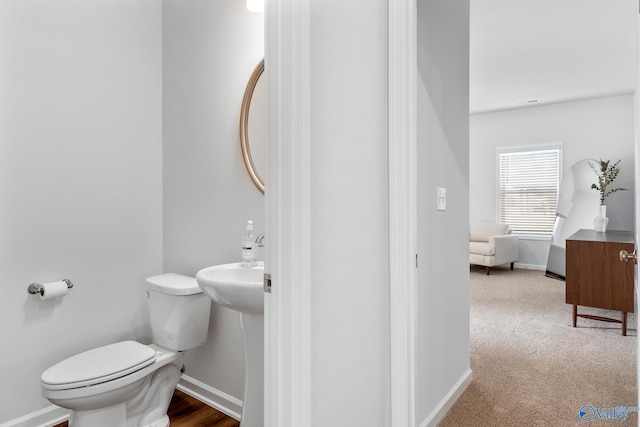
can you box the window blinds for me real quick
[498,148,560,235]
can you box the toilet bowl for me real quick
[40,274,211,427]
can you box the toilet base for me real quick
[138,414,169,427]
[54,351,182,427]
[67,406,168,427]
[69,403,127,427]
[127,362,181,427]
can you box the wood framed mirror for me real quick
[239,58,265,194]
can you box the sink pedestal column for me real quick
[238,312,264,427]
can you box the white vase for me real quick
[593,204,609,232]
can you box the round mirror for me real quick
[240,59,265,194]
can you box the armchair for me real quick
[469,223,519,275]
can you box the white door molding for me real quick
[264,0,312,426]
[265,1,418,426]
[388,1,418,426]
[634,3,639,410]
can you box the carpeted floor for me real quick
[438,266,637,427]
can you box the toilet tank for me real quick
[145,273,211,351]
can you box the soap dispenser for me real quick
[242,220,256,267]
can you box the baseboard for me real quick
[177,374,243,421]
[514,262,545,271]
[0,405,69,427]
[418,368,473,427]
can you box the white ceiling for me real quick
[470,0,637,114]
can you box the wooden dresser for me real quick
[566,229,635,335]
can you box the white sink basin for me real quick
[196,261,264,314]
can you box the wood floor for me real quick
[52,389,239,427]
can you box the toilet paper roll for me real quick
[40,280,68,301]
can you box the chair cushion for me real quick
[470,241,495,256]
[470,223,509,242]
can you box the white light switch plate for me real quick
[437,187,446,211]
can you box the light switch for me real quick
[437,187,446,211]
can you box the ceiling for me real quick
[470,0,637,114]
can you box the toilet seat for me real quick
[41,341,156,391]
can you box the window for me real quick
[498,145,561,236]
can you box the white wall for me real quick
[416,0,471,424]
[162,0,265,414]
[0,0,162,423]
[470,94,636,269]
[306,1,391,426]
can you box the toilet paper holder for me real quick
[27,279,74,296]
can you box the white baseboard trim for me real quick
[418,368,473,427]
[177,374,243,421]
[0,405,69,427]
[514,262,545,271]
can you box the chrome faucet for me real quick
[255,233,265,247]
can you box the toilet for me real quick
[41,273,211,427]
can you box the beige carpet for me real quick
[438,266,637,427]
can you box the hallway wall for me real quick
[306,0,391,425]
[416,0,472,424]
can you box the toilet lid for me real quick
[41,341,157,390]
[145,273,202,295]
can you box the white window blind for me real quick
[498,147,560,235]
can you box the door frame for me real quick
[635,3,639,410]
[264,0,312,426]
[388,1,419,426]
[264,1,419,426]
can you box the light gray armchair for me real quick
[469,223,519,275]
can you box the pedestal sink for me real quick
[196,261,264,427]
